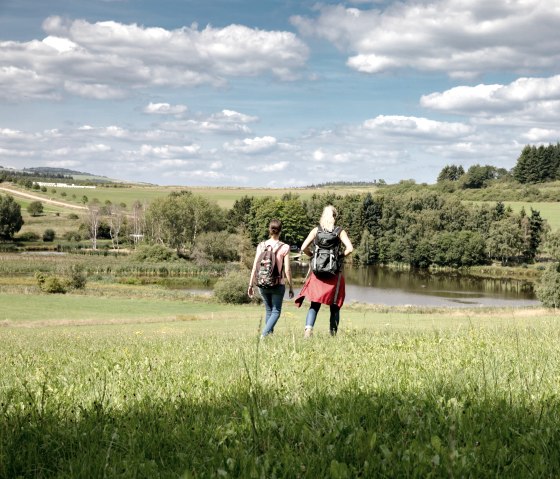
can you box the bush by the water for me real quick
[17,231,40,242]
[131,243,178,262]
[535,263,560,308]
[35,272,67,294]
[67,264,87,290]
[62,231,82,242]
[35,265,87,294]
[214,270,251,304]
[42,228,56,242]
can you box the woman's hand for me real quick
[288,288,294,299]
[247,285,254,298]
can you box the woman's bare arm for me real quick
[300,227,318,256]
[340,230,354,256]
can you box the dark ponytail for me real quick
[269,219,282,235]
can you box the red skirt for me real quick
[295,272,346,309]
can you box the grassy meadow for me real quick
[2,273,560,477]
[3,182,560,476]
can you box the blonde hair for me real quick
[319,205,337,231]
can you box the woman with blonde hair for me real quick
[295,205,353,337]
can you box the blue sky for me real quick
[1,0,559,186]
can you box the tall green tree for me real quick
[485,217,524,265]
[460,164,499,189]
[437,164,465,182]
[0,194,24,239]
[227,195,254,232]
[145,191,224,253]
[248,196,310,246]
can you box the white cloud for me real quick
[247,161,289,172]
[421,74,560,125]
[522,128,560,143]
[0,65,60,101]
[211,109,258,124]
[45,160,81,168]
[64,81,127,100]
[144,102,188,116]
[0,148,35,157]
[223,136,278,154]
[292,0,560,77]
[363,115,474,139]
[42,36,78,53]
[44,143,111,157]
[162,119,252,135]
[0,16,309,101]
[139,144,201,158]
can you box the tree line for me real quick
[512,143,560,184]
[135,190,549,268]
[0,187,548,269]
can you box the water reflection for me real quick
[291,262,539,308]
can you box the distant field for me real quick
[468,200,560,231]
[6,183,560,231]
[7,184,379,210]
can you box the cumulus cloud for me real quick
[139,144,201,158]
[160,109,257,135]
[522,128,560,143]
[210,109,258,124]
[144,102,188,116]
[420,75,560,119]
[223,136,278,154]
[0,16,309,101]
[363,115,474,139]
[292,0,560,78]
[247,161,289,172]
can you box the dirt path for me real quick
[0,186,87,211]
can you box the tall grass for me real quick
[0,253,227,279]
[1,311,560,477]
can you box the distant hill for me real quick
[23,167,107,178]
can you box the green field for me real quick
[503,201,560,231]
[2,284,560,477]
[9,184,377,210]
[7,183,560,233]
[464,200,560,231]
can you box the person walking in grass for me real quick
[295,205,353,337]
[248,219,294,337]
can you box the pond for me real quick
[291,262,539,308]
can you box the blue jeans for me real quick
[259,284,286,336]
[305,301,340,335]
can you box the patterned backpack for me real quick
[256,242,283,288]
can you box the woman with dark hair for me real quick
[295,205,353,337]
[248,219,294,337]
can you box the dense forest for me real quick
[139,189,547,269]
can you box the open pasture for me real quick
[465,200,560,231]
[502,201,560,231]
[10,184,378,210]
[1,289,560,477]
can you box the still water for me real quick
[291,262,539,308]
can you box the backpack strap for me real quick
[273,241,285,276]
